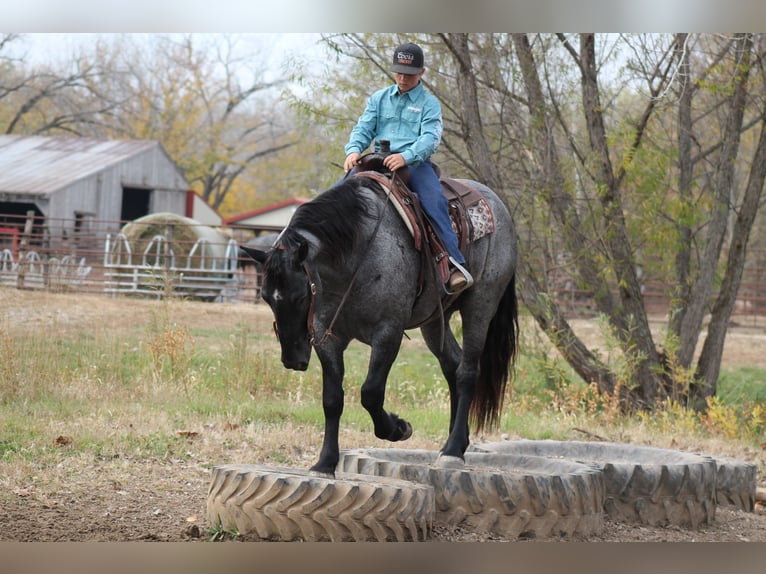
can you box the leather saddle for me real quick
[349,151,493,285]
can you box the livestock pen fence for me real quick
[0,211,261,303]
[2,211,766,322]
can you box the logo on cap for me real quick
[396,51,415,65]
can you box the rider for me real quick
[342,42,473,294]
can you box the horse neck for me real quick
[307,223,380,297]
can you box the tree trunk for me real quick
[441,34,503,192]
[511,33,624,397]
[675,34,752,368]
[668,33,695,346]
[517,258,620,396]
[578,34,663,405]
[692,108,766,406]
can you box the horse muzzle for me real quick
[282,358,309,371]
[280,342,311,371]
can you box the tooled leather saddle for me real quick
[348,151,496,287]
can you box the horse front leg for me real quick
[361,331,412,443]
[310,347,345,477]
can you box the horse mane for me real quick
[283,177,380,259]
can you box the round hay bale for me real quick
[119,212,228,267]
[115,213,234,300]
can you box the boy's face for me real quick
[395,70,424,93]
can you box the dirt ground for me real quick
[1,441,764,543]
[1,292,765,542]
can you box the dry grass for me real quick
[2,288,765,460]
[1,287,765,542]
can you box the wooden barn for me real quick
[0,135,211,256]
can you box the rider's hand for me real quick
[344,152,362,172]
[383,153,406,172]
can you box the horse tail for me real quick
[470,273,519,432]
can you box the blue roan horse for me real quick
[242,173,519,476]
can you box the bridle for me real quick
[270,175,396,349]
[268,251,317,346]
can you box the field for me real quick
[1,288,764,542]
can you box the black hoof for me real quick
[309,462,336,478]
[387,418,413,442]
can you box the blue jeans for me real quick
[408,162,465,265]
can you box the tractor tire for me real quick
[474,440,719,528]
[206,464,434,541]
[713,455,757,511]
[338,448,605,539]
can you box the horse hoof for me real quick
[400,421,413,441]
[387,419,413,442]
[436,454,465,469]
[309,469,335,479]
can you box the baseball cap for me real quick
[391,43,424,75]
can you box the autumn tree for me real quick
[310,33,766,411]
[78,34,299,213]
[0,33,310,216]
[0,33,121,136]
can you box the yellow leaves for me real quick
[638,396,764,442]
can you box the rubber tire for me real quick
[338,448,605,539]
[474,440,719,528]
[714,455,757,511]
[207,464,434,541]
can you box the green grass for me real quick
[718,366,766,404]
[1,290,765,477]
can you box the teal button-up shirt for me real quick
[344,82,443,167]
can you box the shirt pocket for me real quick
[400,105,423,127]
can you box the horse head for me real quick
[240,236,314,371]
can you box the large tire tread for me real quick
[475,440,722,528]
[207,464,433,541]
[338,448,605,539]
[713,456,758,511]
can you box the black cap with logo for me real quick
[390,43,424,75]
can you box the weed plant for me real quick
[1,290,764,477]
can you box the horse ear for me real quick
[296,237,310,264]
[239,245,268,264]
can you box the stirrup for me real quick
[447,256,474,293]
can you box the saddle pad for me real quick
[441,177,496,242]
[465,197,495,241]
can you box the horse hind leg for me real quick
[421,317,483,464]
[420,320,462,432]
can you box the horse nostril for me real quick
[283,359,309,372]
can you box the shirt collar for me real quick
[395,81,423,98]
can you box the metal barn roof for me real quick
[0,135,163,194]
